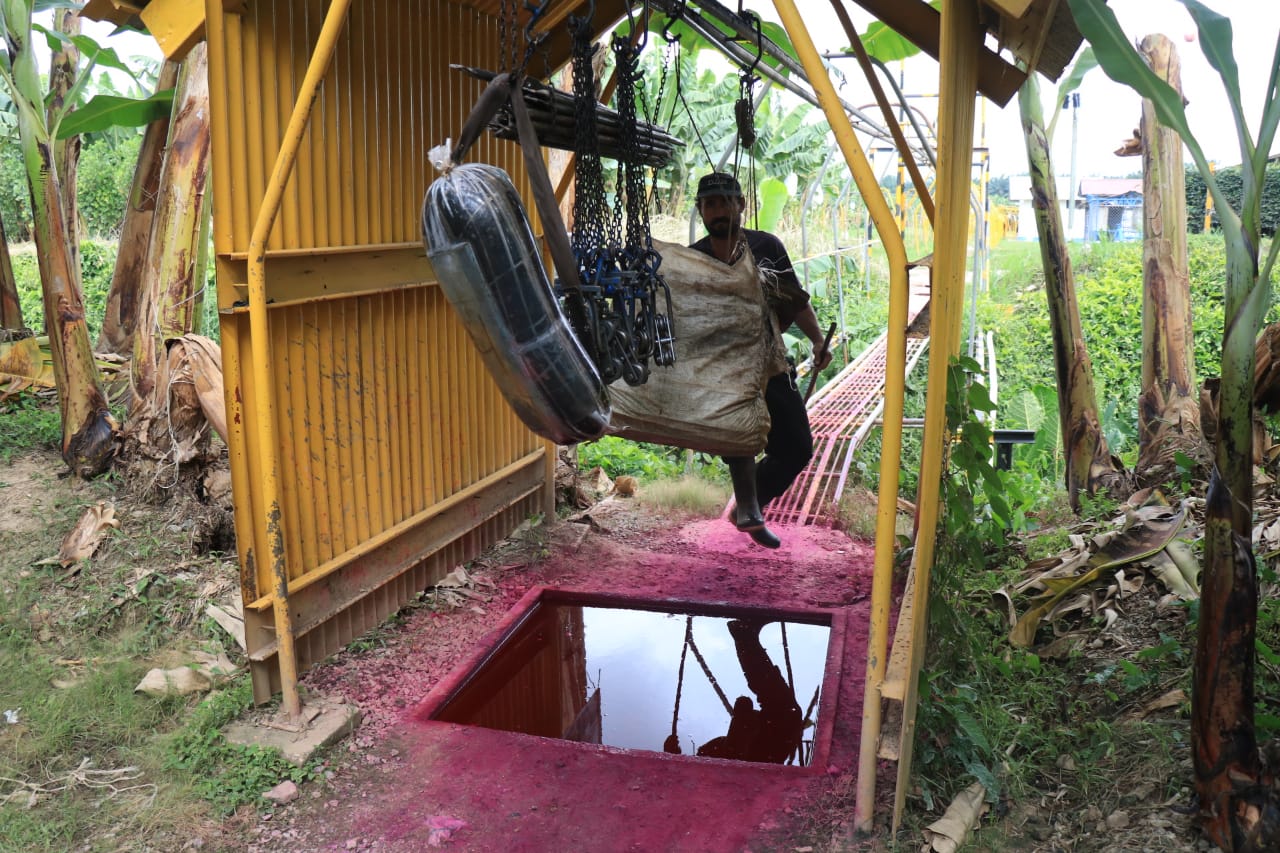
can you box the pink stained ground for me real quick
[264,501,889,852]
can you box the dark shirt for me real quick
[690,228,810,333]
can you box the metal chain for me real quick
[614,36,647,249]
[570,15,609,255]
[498,0,515,75]
[561,10,675,386]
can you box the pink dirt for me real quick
[275,504,886,852]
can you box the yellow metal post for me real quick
[892,0,983,831]
[1205,160,1216,232]
[771,0,911,833]
[245,0,354,718]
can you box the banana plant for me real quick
[1017,53,1128,512]
[1068,0,1280,847]
[0,0,116,476]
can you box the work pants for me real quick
[725,370,814,511]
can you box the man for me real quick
[662,619,804,764]
[690,171,832,549]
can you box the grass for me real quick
[0,395,60,464]
[832,486,914,541]
[162,677,320,817]
[0,567,208,852]
[635,474,729,515]
[0,430,290,851]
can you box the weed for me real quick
[0,394,60,462]
[1078,488,1120,523]
[1024,528,1070,562]
[635,475,728,515]
[832,486,913,541]
[912,358,1019,810]
[163,676,319,815]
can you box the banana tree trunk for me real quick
[130,44,210,409]
[0,213,21,329]
[1060,4,1280,845]
[124,44,216,471]
[1195,211,1275,851]
[47,7,81,295]
[4,2,115,476]
[1018,76,1126,511]
[1136,34,1201,479]
[97,61,179,355]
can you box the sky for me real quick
[78,2,1278,181]
[749,0,1280,180]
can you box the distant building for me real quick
[1079,178,1143,242]
[1008,175,1144,242]
[1008,174,1084,241]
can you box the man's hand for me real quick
[812,342,833,372]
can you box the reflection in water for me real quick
[431,602,829,766]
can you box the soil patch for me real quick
[1,447,1223,852]
[243,502,883,852]
[0,452,66,536]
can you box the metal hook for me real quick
[744,9,763,80]
[619,0,649,51]
[661,0,686,44]
[638,0,652,50]
[523,0,550,41]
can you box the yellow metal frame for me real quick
[236,0,354,718]
[891,0,984,831]
[187,0,1069,833]
[207,0,554,708]
[771,0,913,834]
[779,0,1001,834]
[140,0,207,61]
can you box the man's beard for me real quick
[706,218,735,239]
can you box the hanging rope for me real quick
[670,41,713,168]
[667,616,693,749]
[733,11,764,226]
[686,623,734,714]
[781,622,795,691]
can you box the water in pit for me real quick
[430,601,830,766]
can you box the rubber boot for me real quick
[727,458,781,549]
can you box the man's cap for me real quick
[696,171,743,200]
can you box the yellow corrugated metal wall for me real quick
[206,0,552,700]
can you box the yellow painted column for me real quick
[245,0,354,718]
[772,0,911,834]
[892,0,983,831]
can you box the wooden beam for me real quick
[984,0,1035,18]
[849,0,1027,106]
[80,0,144,27]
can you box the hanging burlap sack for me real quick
[606,239,785,456]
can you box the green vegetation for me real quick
[0,557,232,849]
[1185,160,1280,236]
[981,235,1277,475]
[78,136,143,238]
[163,677,320,816]
[12,239,117,341]
[0,470,293,849]
[903,355,1195,831]
[10,236,219,341]
[0,395,61,462]
[636,475,729,515]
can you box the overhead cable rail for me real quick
[646,0,927,160]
